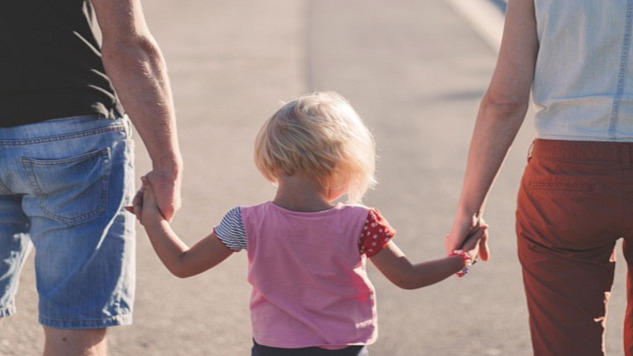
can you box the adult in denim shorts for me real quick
[0,0,182,355]
[446,1,633,355]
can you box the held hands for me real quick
[144,169,182,221]
[449,221,488,277]
[128,169,181,222]
[125,176,167,226]
[446,214,490,261]
[459,221,488,261]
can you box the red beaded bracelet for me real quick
[450,250,473,277]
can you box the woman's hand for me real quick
[459,218,489,262]
[447,214,490,261]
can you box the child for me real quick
[132,91,485,356]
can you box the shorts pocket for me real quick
[22,148,111,225]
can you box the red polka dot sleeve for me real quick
[359,208,396,257]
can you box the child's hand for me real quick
[140,176,167,226]
[124,183,146,220]
[460,219,489,263]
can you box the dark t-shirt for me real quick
[0,0,122,127]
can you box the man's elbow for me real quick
[101,34,161,68]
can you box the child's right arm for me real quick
[369,226,485,289]
[140,178,233,278]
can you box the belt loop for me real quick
[527,141,535,163]
[621,143,632,168]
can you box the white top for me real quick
[533,0,633,141]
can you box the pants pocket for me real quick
[22,148,111,225]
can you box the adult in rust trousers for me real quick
[445,1,633,355]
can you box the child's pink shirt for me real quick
[241,202,381,349]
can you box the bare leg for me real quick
[43,327,107,356]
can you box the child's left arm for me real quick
[369,226,485,290]
[139,178,233,278]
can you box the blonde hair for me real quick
[255,91,376,203]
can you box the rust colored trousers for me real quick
[517,139,633,356]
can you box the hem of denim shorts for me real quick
[39,313,133,329]
[0,304,17,318]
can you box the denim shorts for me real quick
[0,114,136,329]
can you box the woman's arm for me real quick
[446,0,539,259]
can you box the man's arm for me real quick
[91,0,183,221]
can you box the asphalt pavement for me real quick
[1,1,628,355]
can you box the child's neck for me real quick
[273,175,335,212]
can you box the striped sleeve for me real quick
[213,207,247,252]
